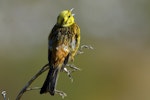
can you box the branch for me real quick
[26,87,41,91]
[15,44,93,100]
[77,44,94,55]
[1,91,9,100]
[16,64,49,100]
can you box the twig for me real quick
[77,44,94,55]
[66,64,81,71]
[26,87,41,91]
[1,91,9,100]
[26,87,67,99]
[55,90,67,99]
[80,44,94,50]
[15,45,93,100]
[16,63,49,100]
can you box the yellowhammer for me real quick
[40,8,80,95]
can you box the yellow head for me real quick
[57,8,75,27]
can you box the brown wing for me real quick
[48,25,73,69]
[69,23,80,61]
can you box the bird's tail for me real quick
[40,67,59,95]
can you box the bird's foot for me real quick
[55,89,67,99]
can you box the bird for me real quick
[40,8,80,96]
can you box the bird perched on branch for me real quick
[40,8,80,95]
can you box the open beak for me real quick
[70,8,75,16]
[70,8,74,12]
[72,14,75,16]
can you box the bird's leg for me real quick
[55,89,67,99]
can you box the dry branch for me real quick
[14,44,93,100]
[16,64,49,100]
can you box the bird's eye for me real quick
[68,15,70,18]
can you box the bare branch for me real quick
[15,44,93,100]
[77,44,94,55]
[55,90,67,99]
[26,87,67,99]
[16,63,49,100]
[1,91,9,100]
[26,87,41,91]
[66,64,81,71]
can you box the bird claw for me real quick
[55,89,67,99]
